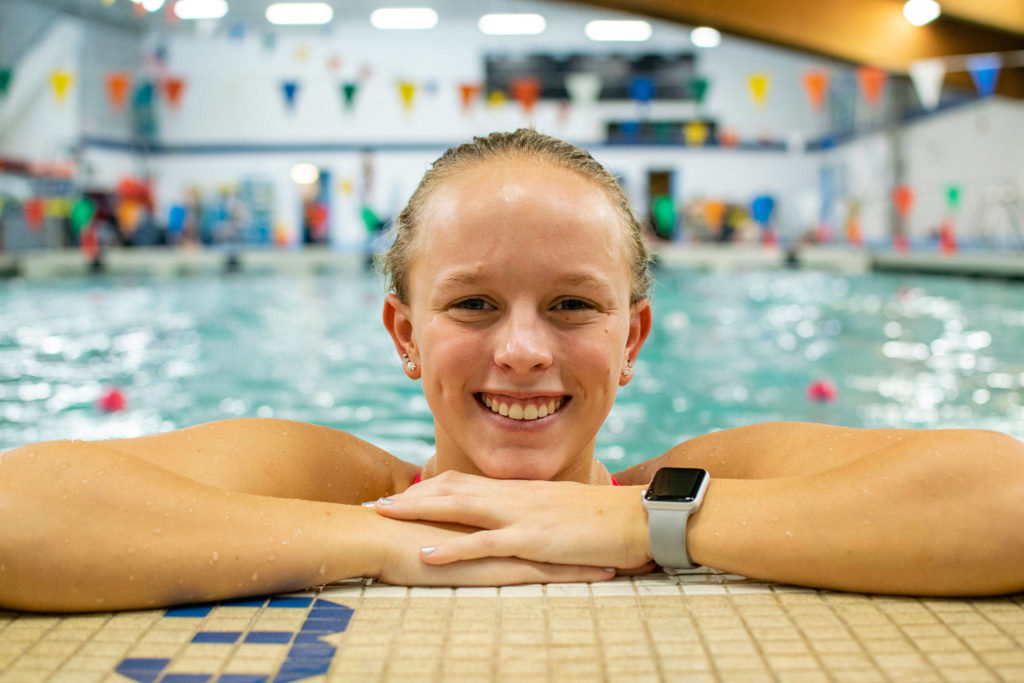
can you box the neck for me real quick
[423,448,615,485]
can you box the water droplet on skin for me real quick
[251,572,259,582]
[128,575,135,582]
[210,552,219,564]
[785,530,793,537]
[153,528,161,534]
[318,565,326,576]
[127,547,136,555]
[268,553,277,562]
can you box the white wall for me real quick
[829,98,1024,244]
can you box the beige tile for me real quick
[817,653,875,669]
[831,669,885,682]
[330,657,387,675]
[936,667,997,682]
[50,671,105,683]
[766,654,821,670]
[224,656,280,673]
[441,657,494,675]
[165,656,226,672]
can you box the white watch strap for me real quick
[648,507,699,569]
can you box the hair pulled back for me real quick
[379,129,652,305]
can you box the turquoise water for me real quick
[2,268,1023,467]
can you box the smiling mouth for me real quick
[475,393,570,421]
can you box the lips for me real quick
[475,392,568,421]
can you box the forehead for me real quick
[413,158,627,266]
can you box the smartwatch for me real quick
[642,467,710,569]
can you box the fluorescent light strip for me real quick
[478,13,546,36]
[585,20,651,42]
[173,0,228,20]
[903,0,941,26]
[370,8,438,30]
[266,2,334,26]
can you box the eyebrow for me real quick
[437,271,615,291]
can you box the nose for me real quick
[493,307,553,374]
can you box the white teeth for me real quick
[481,395,565,421]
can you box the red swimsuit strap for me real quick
[413,472,620,485]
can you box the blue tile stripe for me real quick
[191,631,242,643]
[244,631,293,644]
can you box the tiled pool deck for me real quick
[2,569,1023,682]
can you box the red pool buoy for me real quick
[97,387,127,412]
[806,379,838,403]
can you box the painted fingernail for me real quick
[361,501,376,508]
[377,497,395,506]
[421,546,436,555]
[603,567,616,573]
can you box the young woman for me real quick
[2,130,1022,613]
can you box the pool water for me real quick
[2,268,1023,467]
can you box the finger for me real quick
[372,495,509,529]
[419,529,520,565]
[418,558,615,586]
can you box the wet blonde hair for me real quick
[379,129,652,305]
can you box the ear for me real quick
[620,298,652,386]
[382,293,420,379]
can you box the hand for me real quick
[372,515,617,586]
[369,471,655,572]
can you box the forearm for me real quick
[0,441,388,612]
[688,430,1024,595]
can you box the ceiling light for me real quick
[173,0,228,20]
[690,26,721,48]
[266,3,333,26]
[585,20,651,42]
[903,0,941,26]
[370,8,438,30]
[290,164,320,185]
[478,13,546,35]
[142,0,165,11]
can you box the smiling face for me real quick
[383,158,651,483]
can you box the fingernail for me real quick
[377,497,395,506]
[361,501,376,508]
[421,546,436,555]
[603,567,616,573]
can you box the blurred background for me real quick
[1,0,1021,256]
[1,1,1023,459]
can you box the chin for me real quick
[474,449,573,481]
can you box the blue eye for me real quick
[554,299,594,311]
[453,298,491,310]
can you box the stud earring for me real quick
[622,359,633,376]
[403,353,417,371]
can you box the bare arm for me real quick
[373,425,1024,596]
[0,420,610,612]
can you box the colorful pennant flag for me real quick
[486,89,507,108]
[134,81,154,107]
[747,73,770,108]
[0,67,12,98]
[683,122,708,147]
[397,81,417,112]
[281,80,299,110]
[70,197,97,235]
[49,70,74,105]
[459,82,482,112]
[162,77,185,109]
[327,54,342,73]
[24,198,46,230]
[689,77,709,105]
[946,184,961,212]
[628,76,654,104]
[966,54,1002,98]
[856,67,887,107]
[892,185,914,219]
[909,59,945,110]
[801,69,829,110]
[565,73,600,108]
[341,81,358,111]
[44,198,71,218]
[262,33,277,52]
[105,71,132,112]
[510,76,541,114]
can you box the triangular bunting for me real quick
[801,69,829,110]
[856,67,887,107]
[565,73,600,107]
[282,80,299,110]
[458,83,482,112]
[340,81,358,111]
[162,77,186,109]
[510,76,541,114]
[50,69,74,105]
[747,73,770,108]
[966,54,1002,98]
[105,71,132,112]
[397,81,416,111]
[0,67,12,98]
[689,77,709,105]
[909,59,945,110]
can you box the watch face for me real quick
[645,468,707,503]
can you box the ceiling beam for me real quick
[565,0,1024,97]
